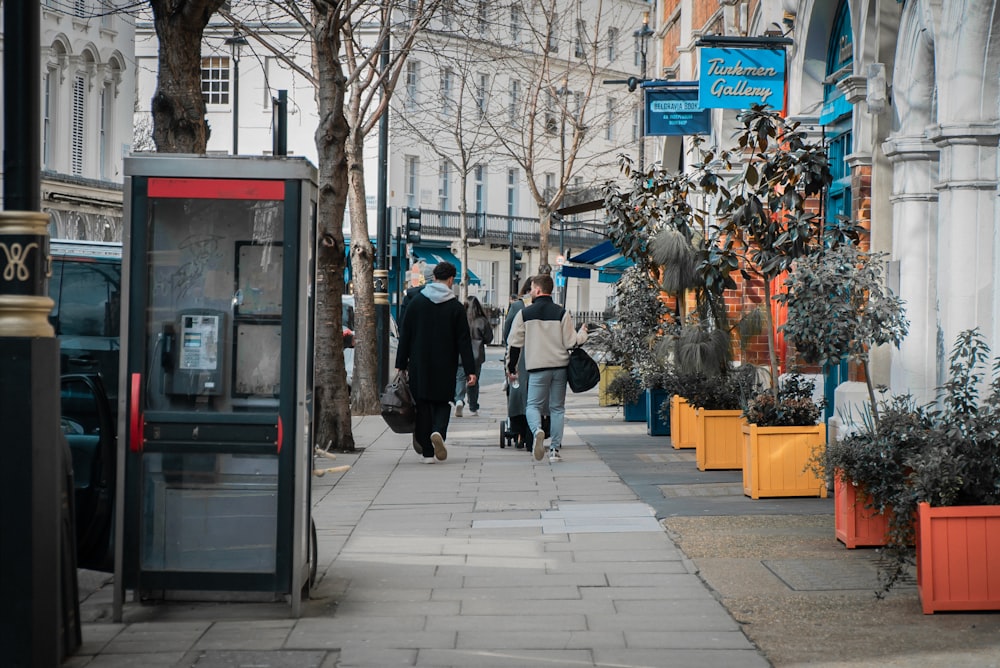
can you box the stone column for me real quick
[882,134,939,402]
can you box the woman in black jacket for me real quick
[454,296,493,416]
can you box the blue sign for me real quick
[699,48,785,110]
[644,87,710,136]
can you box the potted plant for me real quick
[641,363,674,437]
[741,374,827,499]
[681,365,759,470]
[607,370,645,422]
[870,330,1000,613]
[817,396,923,548]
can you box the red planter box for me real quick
[834,474,889,549]
[916,502,1000,614]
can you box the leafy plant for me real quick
[606,370,643,406]
[680,365,760,411]
[778,241,909,424]
[743,373,822,427]
[601,265,672,370]
[694,106,834,394]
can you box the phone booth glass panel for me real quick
[116,157,316,616]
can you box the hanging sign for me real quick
[644,87,710,136]
[698,48,785,110]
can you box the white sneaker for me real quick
[455,401,464,417]
[468,410,479,417]
[431,432,448,461]
[421,457,435,465]
[549,450,562,463]
[533,429,546,461]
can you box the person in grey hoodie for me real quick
[395,261,477,463]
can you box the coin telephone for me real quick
[165,309,225,396]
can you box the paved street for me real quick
[68,364,1000,667]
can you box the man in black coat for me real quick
[395,261,476,463]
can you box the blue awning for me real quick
[565,240,634,283]
[411,246,481,285]
[568,240,618,265]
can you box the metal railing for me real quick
[414,209,605,249]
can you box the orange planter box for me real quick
[834,474,889,548]
[670,395,697,449]
[741,423,827,499]
[916,502,1000,614]
[696,409,744,470]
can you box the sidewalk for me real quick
[69,383,1000,667]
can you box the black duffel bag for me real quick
[567,346,600,393]
[380,371,416,433]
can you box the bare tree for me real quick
[149,0,227,152]
[393,8,505,302]
[339,1,443,415]
[479,0,637,272]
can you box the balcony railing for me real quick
[411,209,605,250]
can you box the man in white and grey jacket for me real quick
[506,273,589,462]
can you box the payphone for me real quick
[116,155,317,618]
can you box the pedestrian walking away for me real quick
[454,295,493,417]
[506,273,590,463]
[395,261,477,463]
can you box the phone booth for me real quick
[114,155,317,618]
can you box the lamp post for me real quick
[634,12,654,170]
[224,30,248,155]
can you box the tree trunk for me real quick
[346,130,381,415]
[458,170,469,303]
[313,8,354,451]
[149,0,225,153]
[538,210,551,274]
[763,278,779,397]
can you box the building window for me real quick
[74,0,87,18]
[439,160,451,210]
[476,1,488,36]
[510,5,522,43]
[405,156,419,209]
[508,80,520,126]
[474,164,486,213]
[574,20,586,58]
[43,71,53,169]
[441,0,453,29]
[605,97,615,141]
[544,172,555,200]
[507,168,518,217]
[441,67,454,116]
[405,61,419,109]
[632,105,639,141]
[201,56,231,105]
[100,83,111,180]
[607,27,618,62]
[475,72,488,119]
[546,13,559,52]
[634,35,642,67]
[71,75,85,176]
[544,90,557,135]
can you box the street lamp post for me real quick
[634,12,654,170]
[225,30,248,155]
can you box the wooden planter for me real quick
[696,409,745,470]
[598,365,622,406]
[916,502,1000,614]
[645,388,670,436]
[741,423,827,499]
[834,473,889,549]
[670,395,697,450]
[623,391,646,422]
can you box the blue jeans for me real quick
[455,361,482,411]
[526,367,567,449]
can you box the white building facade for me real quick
[134,1,653,317]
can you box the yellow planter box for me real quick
[741,422,827,499]
[598,365,622,406]
[670,395,697,449]
[696,409,745,470]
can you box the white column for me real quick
[929,122,1000,371]
[883,134,939,402]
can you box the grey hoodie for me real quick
[421,281,456,304]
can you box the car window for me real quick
[51,259,121,338]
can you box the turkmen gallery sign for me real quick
[698,48,785,111]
